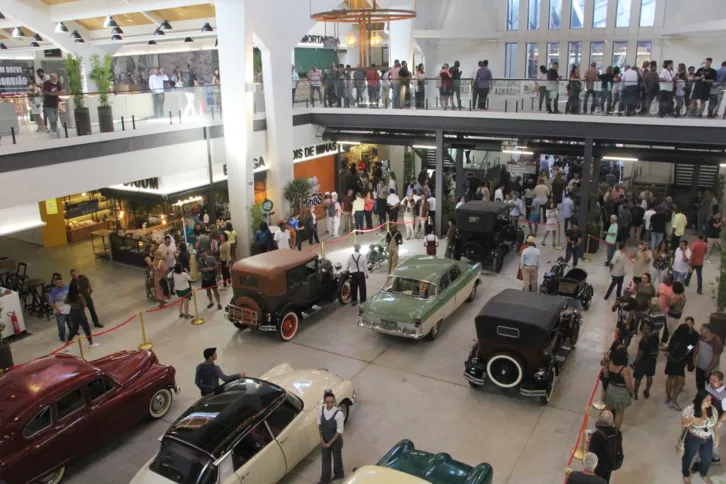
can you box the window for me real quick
[616,0,631,27]
[568,42,583,74]
[549,0,562,29]
[640,0,656,27]
[383,277,436,299]
[304,259,317,279]
[505,43,518,78]
[570,0,585,28]
[612,41,628,69]
[528,0,541,30]
[24,406,52,438]
[507,0,520,30]
[150,438,217,484]
[526,43,539,79]
[448,264,461,283]
[265,396,301,437]
[593,0,608,28]
[88,377,116,401]
[239,276,259,287]
[590,42,605,71]
[286,265,306,289]
[547,42,560,68]
[232,423,274,470]
[438,273,451,292]
[636,41,652,68]
[56,388,85,419]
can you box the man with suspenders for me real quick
[345,244,369,306]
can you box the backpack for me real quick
[598,428,624,470]
[326,201,336,218]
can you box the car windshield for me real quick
[149,438,218,484]
[382,277,436,299]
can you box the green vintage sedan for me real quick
[343,439,493,484]
[358,255,481,340]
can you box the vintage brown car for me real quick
[225,250,351,341]
[0,351,178,484]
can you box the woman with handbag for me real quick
[666,317,699,411]
[603,348,634,430]
[680,390,718,483]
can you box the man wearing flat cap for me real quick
[195,347,245,396]
[520,235,540,292]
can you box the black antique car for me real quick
[464,289,581,404]
[224,251,351,341]
[539,258,594,310]
[454,201,524,273]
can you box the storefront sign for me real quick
[300,35,338,46]
[64,200,99,219]
[44,199,58,215]
[123,178,160,190]
[261,199,274,213]
[303,176,323,208]
[293,142,338,164]
[0,62,34,94]
[223,156,267,175]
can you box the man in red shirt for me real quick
[687,233,708,294]
[366,63,380,107]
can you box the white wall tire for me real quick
[338,403,350,423]
[466,283,478,302]
[277,311,299,341]
[486,354,524,389]
[38,466,65,484]
[149,388,173,419]
[425,321,440,340]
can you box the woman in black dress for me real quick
[665,316,699,410]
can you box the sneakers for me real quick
[207,303,214,309]
[89,342,101,348]
[217,304,222,310]
[94,323,104,328]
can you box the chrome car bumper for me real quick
[357,319,424,339]
[463,372,487,385]
[173,384,181,394]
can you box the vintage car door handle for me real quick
[239,471,250,480]
[278,437,288,444]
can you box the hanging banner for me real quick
[0,61,34,94]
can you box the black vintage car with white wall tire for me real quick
[464,289,581,405]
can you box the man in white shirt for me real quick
[274,222,292,249]
[620,65,639,116]
[643,204,655,242]
[387,189,401,222]
[427,194,437,226]
[389,60,401,108]
[494,185,504,202]
[148,67,169,118]
[658,60,675,117]
[162,235,177,269]
[291,65,299,104]
[672,239,691,283]
[345,243,369,305]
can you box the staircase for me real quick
[411,147,455,169]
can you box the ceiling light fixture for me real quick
[184,37,193,42]
[412,145,436,149]
[602,156,638,162]
[32,33,43,42]
[103,16,118,28]
[503,150,534,155]
[70,30,81,40]
[148,40,157,45]
[154,29,165,36]
[201,22,214,32]
[337,141,361,145]
[0,12,5,20]
[11,27,24,38]
[345,31,357,47]
[55,22,69,33]
[30,41,40,48]
[0,43,7,50]
[111,26,124,35]
[371,31,383,46]
[720,163,726,168]
[159,20,172,30]
[74,37,85,43]
[111,34,122,41]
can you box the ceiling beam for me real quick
[50,0,214,23]
[661,19,726,37]
[140,12,165,24]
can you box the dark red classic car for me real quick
[0,350,178,484]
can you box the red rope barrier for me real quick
[144,297,185,313]
[89,314,138,337]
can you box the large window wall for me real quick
[593,0,608,28]
[616,0,632,27]
[549,0,562,29]
[570,0,585,28]
[526,43,539,78]
[507,0,520,30]
[505,43,519,77]
[528,0,541,30]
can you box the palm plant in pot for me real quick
[90,54,114,133]
[64,54,92,136]
[0,303,13,370]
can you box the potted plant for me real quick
[90,54,114,133]
[0,303,13,370]
[64,54,92,136]
[283,178,313,216]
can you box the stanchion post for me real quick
[132,115,136,129]
[169,111,172,124]
[191,290,205,326]
[531,97,535,110]
[469,99,472,111]
[582,234,593,262]
[320,241,326,258]
[138,311,153,350]
[516,100,519,113]
[573,407,592,460]
[353,229,357,244]
[554,222,563,250]
[121,116,125,131]
[178,110,182,123]
[505,100,508,112]
[10,127,15,144]
[386,220,390,234]
[77,336,85,359]
[63,122,68,138]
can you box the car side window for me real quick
[304,259,318,279]
[448,264,461,283]
[56,388,85,419]
[439,272,451,291]
[287,265,306,289]
[231,423,274,470]
[265,396,301,437]
[88,376,116,401]
[23,406,52,438]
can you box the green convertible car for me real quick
[358,255,481,340]
[344,439,494,484]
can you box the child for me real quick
[423,224,439,256]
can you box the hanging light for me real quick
[154,28,165,36]
[70,30,81,40]
[30,41,40,48]
[111,26,124,35]
[111,34,122,41]
[214,37,218,47]
[371,31,383,46]
[103,16,118,28]
[0,12,5,20]
[0,43,7,50]
[148,40,157,45]
[55,22,69,33]
[11,27,24,38]
[32,33,43,42]
[74,37,85,43]
[345,31,357,47]
[159,20,172,31]
[201,22,213,32]
[184,37,194,43]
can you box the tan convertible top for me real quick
[231,250,317,279]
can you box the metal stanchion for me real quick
[573,406,592,460]
[505,100,508,112]
[531,98,535,110]
[138,311,153,350]
[554,222,563,250]
[582,235,593,262]
[320,241,326,258]
[516,101,519,113]
[386,220,390,234]
[77,337,85,359]
[469,99,472,111]
[132,115,136,129]
[169,111,172,124]
[425,98,428,110]
[178,110,182,123]
[121,116,125,131]
[211,107,215,119]
[191,290,205,326]
[63,122,68,138]
[353,229,357,244]
[10,127,15,144]
[436,96,439,108]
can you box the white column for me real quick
[388,6,414,66]
[216,0,254,258]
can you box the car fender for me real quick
[329,379,355,409]
[259,363,294,381]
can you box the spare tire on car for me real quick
[486,353,524,389]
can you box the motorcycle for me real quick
[366,234,388,271]
[539,258,568,295]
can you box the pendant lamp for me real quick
[111,26,124,35]
[159,20,172,30]
[201,23,213,32]
[11,27,24,38]
[103,16,118,28]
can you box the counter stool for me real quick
[7,262,28,291]
[0,268,10,287]
[24,278,48,318]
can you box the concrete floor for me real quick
[1,226,722,484]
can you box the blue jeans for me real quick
[55,313,71,341]
[685,265,703,292]
[672,269,687,283]
[682,432,713,477]
[606,242,616,264]
[392,84,401,108]
[565,244,580,266]
[651,232,664,251]
[354,211,364,231]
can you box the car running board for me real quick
[301,303,328,318]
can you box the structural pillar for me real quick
[435,130,444,238]
[216,0,254,258]
[204,127,217,225]
[454,147,464,200]
[578,138,594,233]
[388,3,414,66]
